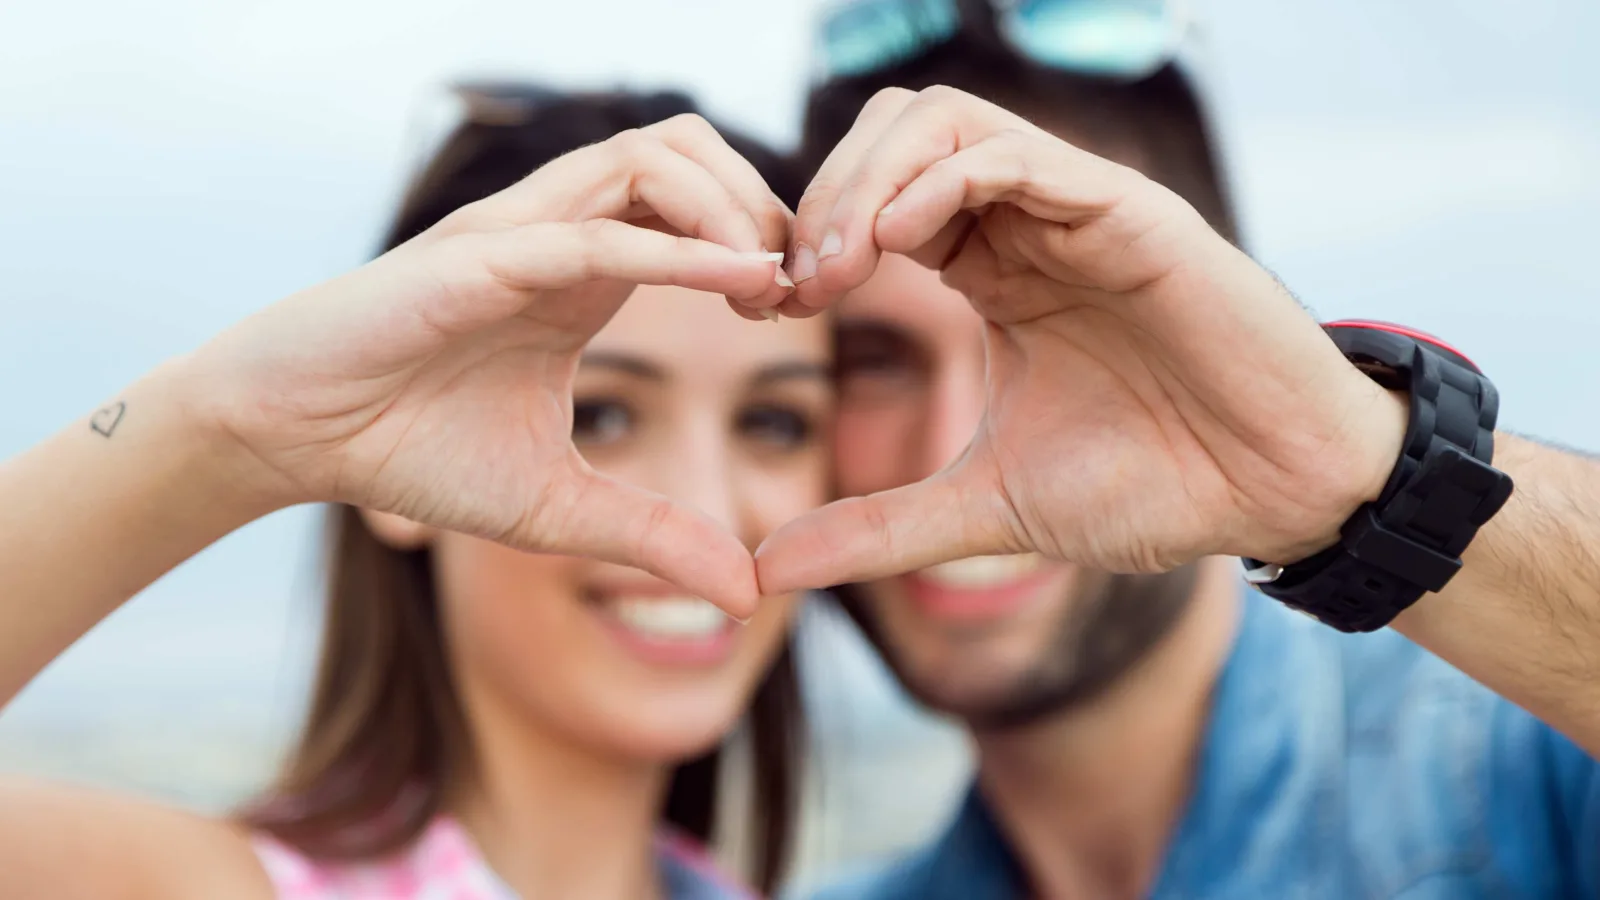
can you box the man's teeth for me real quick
[918,554,1044,588]
[610,597,728,639]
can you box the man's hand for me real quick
[756,86,1407,593]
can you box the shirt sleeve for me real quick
[1487,700,1600,898]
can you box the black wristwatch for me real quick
[1242,320,1514,633]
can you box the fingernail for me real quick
[879,202,896,216]
[758,306,781,322]
[738,251,787,263]
[818,230,843,260]
[773,266,795,289]
[791,243,818,283]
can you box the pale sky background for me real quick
[1,0,1598,882]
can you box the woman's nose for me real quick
[654,424,743,542]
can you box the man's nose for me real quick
[918,368,987,480]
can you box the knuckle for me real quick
[755,196,792,230]
[918,84,965,105]
[714,193,752,235]
[637,498,676,564]
[915,84,977,116]
[923,153,958,179]
[907,90,960,130]
[861,86,915,117]
[994,126,1035,148]
[573,219,620,273]
[656,112,716,141]
[861,498,897,559]
[993,128,1038,179]
[685,191,745,241]
[840,165,878,202]
[605,127,660,165]
[1115,158,1157,189]
[794,181,838,222]
[575,216,617,240]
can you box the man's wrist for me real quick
[1252,382,1410,567]
[1244,316,1513,634]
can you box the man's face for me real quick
[832,252,1195,728]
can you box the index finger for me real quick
[644,114,797,313]
[471,129,769,256]
[787,87,917,303]
[790,86,1036,309]
[645,115,793,258]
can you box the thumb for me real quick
[754,466,1019,595]
[535,464,761,619]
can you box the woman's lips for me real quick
[899,553,1057,622]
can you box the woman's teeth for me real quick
[918,553,1044,588]
[609,597,728,639]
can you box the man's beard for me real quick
[832,565,1199,731]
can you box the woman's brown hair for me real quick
[240,86,804,895]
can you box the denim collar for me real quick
[916,590,1344,899]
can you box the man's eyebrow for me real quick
[835,317,913,338]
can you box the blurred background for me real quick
[1,0,1596,894]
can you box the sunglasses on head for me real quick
[445,82,702,128]
[815,0,1190,82]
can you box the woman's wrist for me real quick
[121,355,303,526]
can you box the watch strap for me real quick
[1243,323,1514,632]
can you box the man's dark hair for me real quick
[799,34,1240,244]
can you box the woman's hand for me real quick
[184,115,793,614]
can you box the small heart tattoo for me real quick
[90,401,126,438]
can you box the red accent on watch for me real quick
[1323,319,1480,374]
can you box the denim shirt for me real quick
[809,591,1600,899]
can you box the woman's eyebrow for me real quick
[754,360,831,386]
[578,351,665,380]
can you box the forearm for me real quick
[0,360,280,706]
[1394,432,1600,754]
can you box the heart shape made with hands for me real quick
[209,87,1399,624]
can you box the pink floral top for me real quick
[251,816,754,899]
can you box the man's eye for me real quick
[738,405,815,449]
[834,324,918,382]
[572,399,634,446]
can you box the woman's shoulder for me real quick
[251,816,516,899]
[0,777,274,900]
[251,818,759,900]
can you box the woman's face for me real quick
[429,287,830,762]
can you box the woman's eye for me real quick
[572,399,634,446]
[738,405,814,449]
